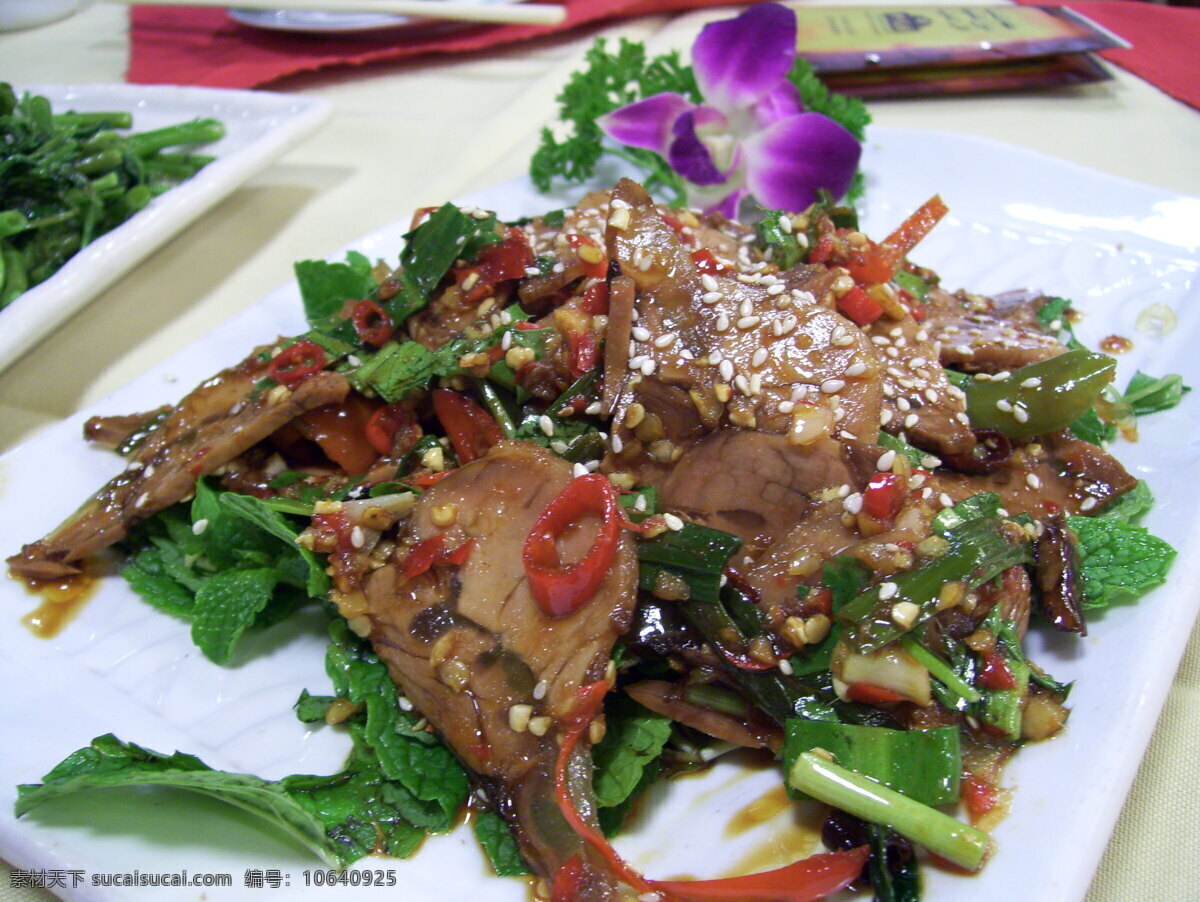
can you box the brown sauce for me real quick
[1100,334,1134,354]
[724,785,824,875]
[17,569,100,638]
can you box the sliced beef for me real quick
[361,441,637,898]
[924,287,1064,373]
[602,179,882,482]
[660,431,868,547]
[932,429,1137,518]
[8,349,349,580]
[866,315,975,457]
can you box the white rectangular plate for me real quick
[0,127,1198,902]
[0,84,331,373]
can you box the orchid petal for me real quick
[667,109,735,187]
[597,92,694,155]
[751,80,804,128]
[706,187,750,220]
[692,2,798,113]
[741,113,862,213]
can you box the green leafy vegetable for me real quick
[14,734,423,867]
[1121,370,1190,416]
[1068,515,1176,609]
[296,251,377,328]
[637,521,742,603]
[591,695,672,811]
[0,84,223,308]
[472,810,530,877]
[784,720,961,807]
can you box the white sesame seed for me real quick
[739,297,755,318]
[844,361,867,377]
[897,397,912,412]
[550,440,569,454]
[904,414,919,429]
[632,326,651,343]
[737,316,762,330]
[719,359,735,382]
[640,358,657,376]
[880,409,893,425]
[879,581,899,601]
[843,492,863,514]
[715,313,731,332]
[1080,497,1098,511]
[501,331,513,351]
[876,450,897,471]
[821,379,845,394]
[924,389,939,403]
[654,332,677,349]
[192,519,209,536]
[778,658,794,675]
[350,526,365,548]
[779,400,795,414]
[921,455,941,469]
[1021,377,1042,389]
[611,433,624,453]
[1026,473,1042,490]
[767,283,785,296]
[701,274,720,292]
[572,462,589,478]
[939,493,954,508]
[996,399,1014,413]
[538,415,555,436]
[702,291,724,305]
[663,513,685,531]
[751,347,768,368]
[735,375,751,396]
[1013,404,1030,424]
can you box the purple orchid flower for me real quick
[597,2,861,217]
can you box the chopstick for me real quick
[104,0,568,26]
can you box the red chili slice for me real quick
[836,286,884,327]
[862,472,905,521]
[268,339,327,387]
[365,402,421,457]
[552,682,869,902]
[845,682,909,705]
[351,299,394,348]
[431,388,505,464]
[691,247,730,276]
[523,474,623,618]
[961,774,999,823]
[567,331,600,379]
[402,535,446,580]
[976,650,1018,690]
[566,234,608,279]
[846,195,948,284]
[578,282,609,315]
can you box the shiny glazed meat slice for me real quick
[924,287,1064,373]
[362,441,638,898]
[8,349,350,580]
[602,179,882,481]
[661,432,868,547]
[866,315,976,457]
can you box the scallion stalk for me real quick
[788,752,989,871]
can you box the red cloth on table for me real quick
[1015,0,1200,110]
[126,0,733,89]
[127,0,1200,112]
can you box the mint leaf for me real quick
[295,251,376,327]
[592,695,671,811]
[218,492,328,597]
[323,619,469,831]
[472,810,530,877]
[191,567,278,664]
[1068,515,1176,609]
[1122,371,1190,416]
[16,735,341,862]
[1095,480,1154,523]
[756,210,804,269]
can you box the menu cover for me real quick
[794,5,1129,97]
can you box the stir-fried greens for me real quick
[11,180,1182,901]
[0,83,224,309]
